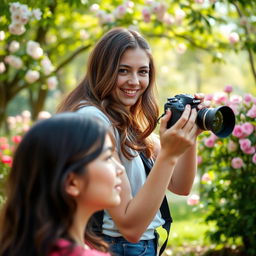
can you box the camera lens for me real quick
[211,111,223,134]
[197,106,235,138]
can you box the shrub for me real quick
[0,110,51,203]
[197,86,256,255]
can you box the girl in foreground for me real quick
[0,112,124,256]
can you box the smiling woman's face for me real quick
[112,47,150,110]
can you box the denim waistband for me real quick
[103,235,155,245]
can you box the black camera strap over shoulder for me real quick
[139,152,173,256]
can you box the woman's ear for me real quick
[65,172,81,197]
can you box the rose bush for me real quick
[0,110,51,203]
[196,86,256,255]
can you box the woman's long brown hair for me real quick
[57,27,159,159]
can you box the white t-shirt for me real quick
[77,105,165,240]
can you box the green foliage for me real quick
[198,87,256,255]
[0,110,33,203]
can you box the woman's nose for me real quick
[128,74,139,85]
[112,157,125,176]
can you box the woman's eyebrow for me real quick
[102,146,114,153]
[119,64,149,69]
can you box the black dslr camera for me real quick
[164,94,235,138]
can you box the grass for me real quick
[157,192,213,255]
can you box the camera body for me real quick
[164,94,201,128]
[164,94,235,138]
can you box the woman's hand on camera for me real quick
[194,93,211,135]
[159,105,198,158]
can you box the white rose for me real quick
[80,30,89,40]
[90,4,100,12]
[176,43,187,54]
[41,57,54,75]
[9,2,22,13]
[37,111,52,120]
[228,32,239,44]
[5,55,23,69]
[0,31,5,40]
[32,8,42,20]
[10,3,31,25]
[163,14,175,25]
[21,110,31,119]
[0,62,6,73]
[9,40,20,53]
[19,4,31,19]
[25,70,40,83]
[26,40,43,59]
[175,8,185,23]
[46,76,58,90]
[8,23,26,35]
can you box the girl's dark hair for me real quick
[57,27,159,159]
[0,113,110,256]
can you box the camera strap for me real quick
[139,152,173,256]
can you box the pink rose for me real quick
[214,93,227,105]
[239,139,255,154]
[142,8,151,23]
[244,94,253,104]
[232,125,244,138]
[246,105,256,119]
[114,5,127,19]
[0,137,8,144]
[0,143,9,150]
[12,135,22,144]
[152,2,167,21]
[243,147,255,155]
[1,155,12,165]
[204,137,215,148]
[201,173,211,182]
[239,138,251,149]
[241,122,254,136]
[252,154,256,164]
[197,155,202,165]
[204,94,213,101]
[187,194,200,206]
[224,85,233,93]
[231,157,244,169]
[230,95,242,105]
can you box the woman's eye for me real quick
[140,70,149,75]
[105,155,113,161]
[118,68,128,74]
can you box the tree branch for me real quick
[232,1,256,85]
[54,44,92,73]
[144,32,214,51]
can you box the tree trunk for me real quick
[30,87,48,120]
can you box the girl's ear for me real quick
[65,172,81,197]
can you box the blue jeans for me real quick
[103,235,157,256]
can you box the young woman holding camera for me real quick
[57,27,206,256]
[0,113,124,256]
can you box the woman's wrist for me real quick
[156,151,178,167]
